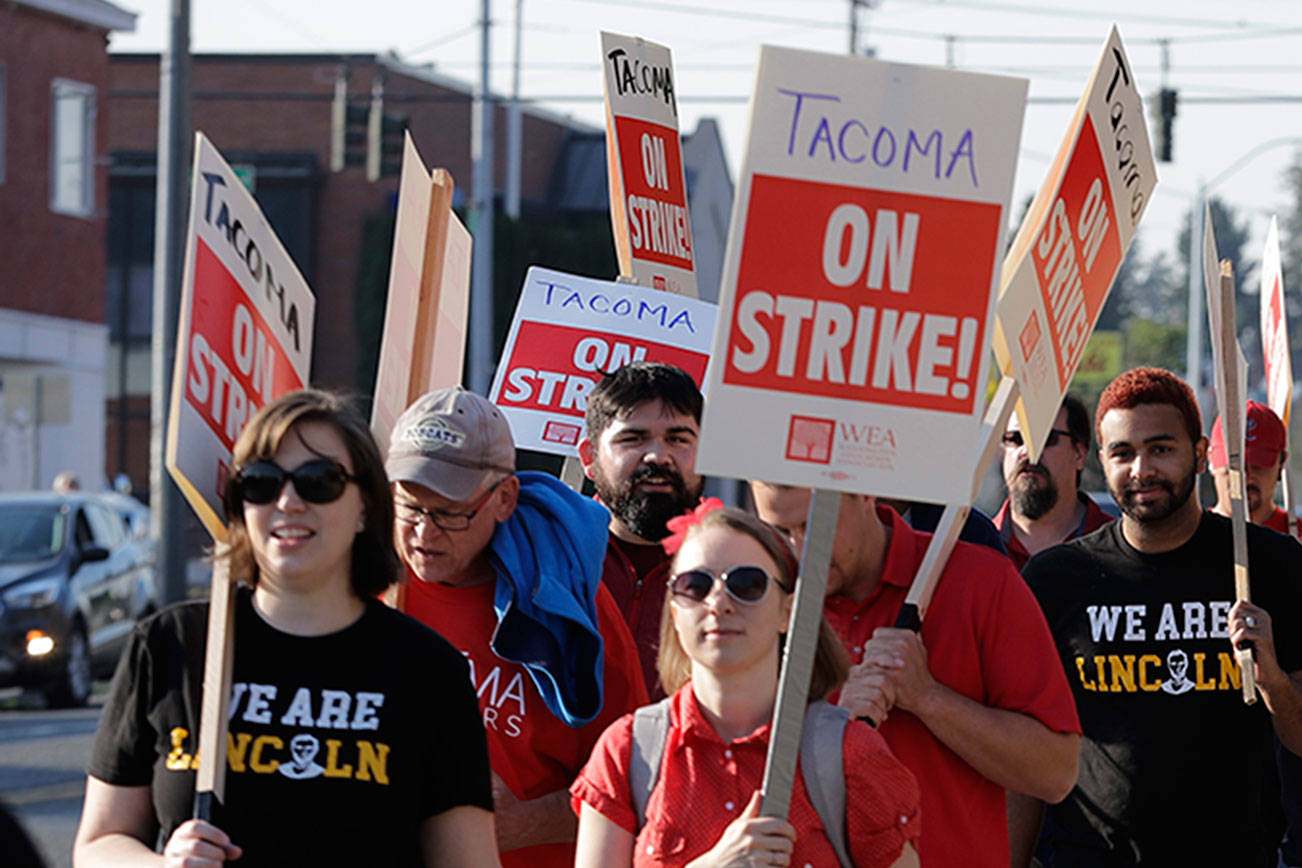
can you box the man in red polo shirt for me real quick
[994,393,1113,570]
[751,482,1081,868]
[579,363,705,697]
[1209,400,1293,534]
[387,387,647,868]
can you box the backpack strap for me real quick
[630,698,673,831]
[800,700,852,868]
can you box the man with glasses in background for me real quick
[385,387,646,868]
[994,393,1114,571]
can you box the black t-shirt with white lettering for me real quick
[1024,512,1302,867]
[88,587,492,866]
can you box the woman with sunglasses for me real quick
[571,503,921,867]
[74,389,500,867]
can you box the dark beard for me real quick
[1009,462,1059,520]
[594,464,703,541]
[1113,458,1197,523]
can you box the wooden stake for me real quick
[193,556,237,819]
[760,489,839,819]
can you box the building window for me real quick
[50,79,96,216]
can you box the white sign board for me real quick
[602,31,698,297]
[696,46,1026,502]
[994,27,1156,460]
[1261,216,1292,426]
[166,133,316,537]
[488,267,715,455]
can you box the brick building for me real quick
[105,52,732,494]
[0,0,135,491]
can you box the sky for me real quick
[107,0,1302,292]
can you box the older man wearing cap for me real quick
[1209,399,1292,533]
[386,387,647,868]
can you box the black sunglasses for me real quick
[1001,428,1075,450]
[668,566,789,606]
[230,459,357,506]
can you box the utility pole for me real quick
[150,0,192,604]
[505,0,523,219]
[848,0,859,55]
[469,0,495,394]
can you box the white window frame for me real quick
[50,78,97,217]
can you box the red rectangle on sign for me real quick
[615,115,693,271]
[1030,115,1123,388]
[185,239,304,450]
[497,320,709,418]
[722,174,1000,414]
[543,421,582,445]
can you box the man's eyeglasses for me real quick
[230,459,356,506]
[668,565,790,606]
[1001,428,1075,450]
[394,478,505,532]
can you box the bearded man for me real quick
[1020,367,1302,865]
[579,363,705,696]
[994,393,1113,570]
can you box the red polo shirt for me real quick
[993,491,1115,571]
[825,507,1080,868]
[404,574,648,868]
[1266,505,1291,535]
[571,682,921,867]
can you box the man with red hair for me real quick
[1021,367,1302,865]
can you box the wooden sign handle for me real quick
[193,555,237,818]
[760,489,839,820]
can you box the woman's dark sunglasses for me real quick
[230,459,356,506]
[668,566,788,606]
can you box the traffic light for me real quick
[363,79,407,182]
[330,70,369,173]
[1151,87,1178,163]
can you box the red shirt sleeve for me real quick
[843,721,923,867]
[978,556,1082,734]
[569,712,638,833]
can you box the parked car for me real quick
[0,492,159,706]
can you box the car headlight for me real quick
[2,577,61,609]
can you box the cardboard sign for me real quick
[371,133,472,458]
[696,46,1026,502]
[166,133,316,538]
[1261,217,1292,426]
[488,267,715,455]
[994,27,1156,461]
[602,31,698,297]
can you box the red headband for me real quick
[662,497,726,554]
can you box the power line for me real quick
[892,0,1291,30]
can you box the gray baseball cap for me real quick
[385,388,516,501]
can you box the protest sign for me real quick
[488,266,715,454]
[166,133,316,539]
[602,31,698,297]
[371,133,471,458]
[1259,217,1298,538]
[1204,213,1256,704]
[164,132,316,815]
[994,27,1156,461]
[696,45,1026,503]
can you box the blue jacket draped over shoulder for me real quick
[488,471,612,727]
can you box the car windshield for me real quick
[0,506,65,562]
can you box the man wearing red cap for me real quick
[1208,400,1292,533]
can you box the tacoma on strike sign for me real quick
[602,31,697,297]
[697,46,1026,502]
[166,133,316,537]
[488,267,714,455]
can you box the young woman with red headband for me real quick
[571,502,921,867]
